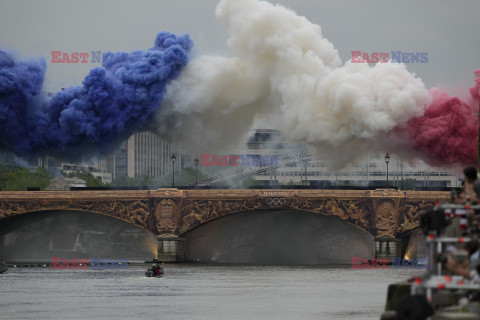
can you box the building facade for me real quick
[237,129,460,189]
[59,162,112,184]
[106,131,182,180]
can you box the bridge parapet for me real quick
[0,189,451,239]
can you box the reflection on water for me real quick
[0,264,422,320]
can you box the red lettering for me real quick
[362,259,374,269]
[51,257,62,269]
[229,155,240,167]
[361,53,371,64]
[379,52,389,63]
[79,52,89,63]
[220,155,229,167]
[78,259,90,269]
[351,257,363,269]
[51,51,62,63]
[61,258,69,269]
[351,51,362,63]
[61,52,71,63]
[71,52,79,63]
[201,154,212,166]
[211,156,220,166]
[379,258,390,269]
[370,259,380,269]
[69,258,79,269]
[371,52,379,63]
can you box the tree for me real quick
[402,178,417,190]
[0,165,10,190]
[338,180,353,187]
[110,175,140,187]
[243,176,264,188]
[154,167,204,187]
[0,166,53,191]
[64,171,106,187]
[281,180,297,186]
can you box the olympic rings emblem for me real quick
[266,197,286,208]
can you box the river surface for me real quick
[0,264,422,320]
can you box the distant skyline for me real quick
[0,0,479,94]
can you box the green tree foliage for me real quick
[110,175,141,187]
[110,174,152,188]
[281,180,297,186]
[0,165,53,191]
[0,165,9,190]
[243,176,264,188]
[401,178,417,190]
[155,167,203,187]
[64,171,107,187]
[110,168,203,188]
[338,180,353,187]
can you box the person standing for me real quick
[0,259,7,272]
[463,167,480,203]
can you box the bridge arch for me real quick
[181,208,375,265]
[0,209,158,263]
[1,207,153,234]
[176,197,375,237]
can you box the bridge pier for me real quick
[157,236,185,262]
[375,237,406,260]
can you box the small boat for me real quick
[145,259,165,277]
[0,264,8,274]
[145,266,164,278]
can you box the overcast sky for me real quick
[0,0,479,93]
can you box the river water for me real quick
[0,264,422,320]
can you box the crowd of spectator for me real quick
[446,166,480,298]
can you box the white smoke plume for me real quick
[156,0,430,166]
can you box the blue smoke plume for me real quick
[0,32,193,160]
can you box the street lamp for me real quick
[385,153,390,188]
[171,153,176,188]
[301,160,308,186]
[194,158,199,187]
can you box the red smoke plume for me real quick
[470,69,480,101]
[403,70,480,166]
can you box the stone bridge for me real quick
[0,188,450,237]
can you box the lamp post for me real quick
[194,158,199,187]
[171,153,176,188]
[385,153,390,188]
[301,160,308,186]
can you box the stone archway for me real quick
[182,209,375,265]
[0,210,158,263]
